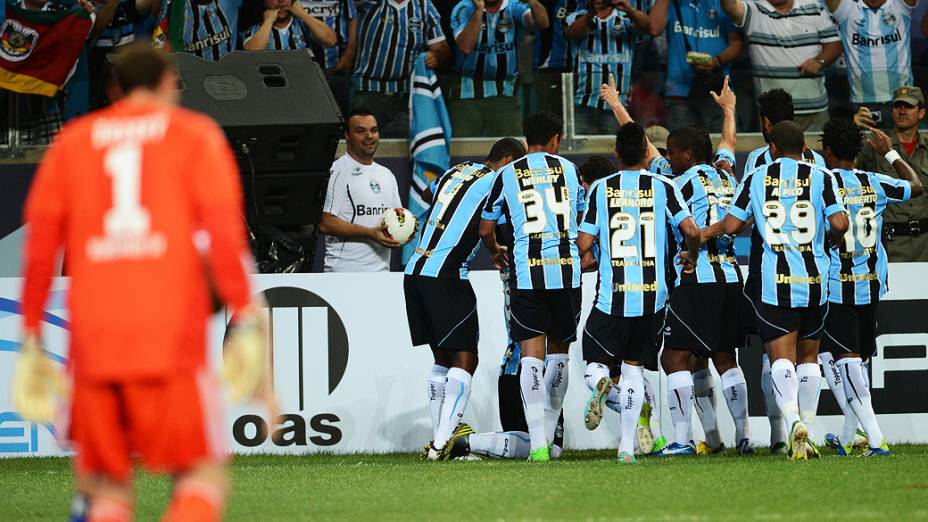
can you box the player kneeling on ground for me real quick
[13,44,270,522]
[819,119,924,456]
[702,121,849,461]
[406,138,527,460]
[578,122,700,464]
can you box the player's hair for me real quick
[486,137,526,163]
[112,43,174,93]
[821,118,864,162]
[770,121,806,155]
[523,111,562,146]
[757,89,795,125]
[667,126,707,163]
[615,122,647,167]
[579,155,616,184]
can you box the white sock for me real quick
[770,358,801,428]
[544,354,569,444]
[838,358,884,446]
[584,362,610,392]
[762,353,787,446]
[720,367,750,442]
[520,357,547,450]
[643,373,663,439]
[433,367,471,449]
[693,369,721,448]
[618,363,645,454]
[469,431,531,459]
[796,362,821,439]
[862,360,871,388]
[427,365,449,441]
[666,370,695,447]
[820,352,858,445]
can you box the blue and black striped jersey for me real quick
[828,168,911,305]
[451,0,532,99]
[407,162,498,279]
[649,155,672,177]
[157,0,242,61]
[744,144,826,173]
[566,8,635,109]
[580,169,692,316]
[482,152,585,290]
[352,0,445,94]
[532,0,576,70]
[728,158,846,308]
[244,18,313,50]
[301,0,356,69]
[673,163,741,284]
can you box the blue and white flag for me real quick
[404,53,452,264]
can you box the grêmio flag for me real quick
[0,1,93,97]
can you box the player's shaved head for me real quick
[112,43,174,94]
[486,137,526,164]
[770,121,805,156]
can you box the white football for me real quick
[380,208,417,243]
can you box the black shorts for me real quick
[664,282,754,357]
[583,307,663,369]
[509,287,582,343]
[822,301,879,359]
[753,299,827,344]
[404,275,478,351]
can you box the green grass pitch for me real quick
[4,447,928,521]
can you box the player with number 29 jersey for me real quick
[728,157,845,309]
[482,152,585,290]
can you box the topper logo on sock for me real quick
[552,362,565,388]
[531,367,541,391]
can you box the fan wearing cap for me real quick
[855,86,928,262]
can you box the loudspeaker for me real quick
[174,50,343,173]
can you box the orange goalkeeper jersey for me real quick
[21,98,254,381]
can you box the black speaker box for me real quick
[174,50,343,173]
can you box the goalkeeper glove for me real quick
[223,310,270,404]
[12,332,67,423]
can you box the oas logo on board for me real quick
[227,287,349,448]
[0,19,40,62]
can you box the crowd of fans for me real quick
[2,0,927,143]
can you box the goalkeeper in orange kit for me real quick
[13,44,271,522]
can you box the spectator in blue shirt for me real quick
[450,0,549,136]
[530,0,578,114]
[649,0,743,131]
[300,0,357,114]
[243,0,336,51]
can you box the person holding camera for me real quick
[647,0,744,133]
[855,86,928,262]
[564,0,652,135]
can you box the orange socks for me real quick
[161,479,224,522]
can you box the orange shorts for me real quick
[69,371,228,482]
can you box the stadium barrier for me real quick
[1,265,926,457]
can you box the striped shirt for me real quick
[673,163,741,284]
[738,0,840,114]
[828,168,911,305]
[301,0,357,69]
[406,162,498,279]
[352,0,445,94]
[95,0,139,48]
[745,144,826,173]
[533,0,577,70]
[157,0,242,61]
[566,8,635,109]
[833,0,915,104]
[482,152,585,290]
[451,0,532,99]
[244,18,313,50]
[728,158,846,307]
[649,155,673,177]
[580,170,692,316]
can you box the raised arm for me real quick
[615,0,651,33]
[243,11,278,51]
[648,0,668,37]
[870,129,925,198]
[711,76,737,153]
[290,2,338,47]
[565,10,593,41]
[720,0,746,27]
[600,74,661,163]
[525,0,549,31]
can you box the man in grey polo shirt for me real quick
[720,0,843,130]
